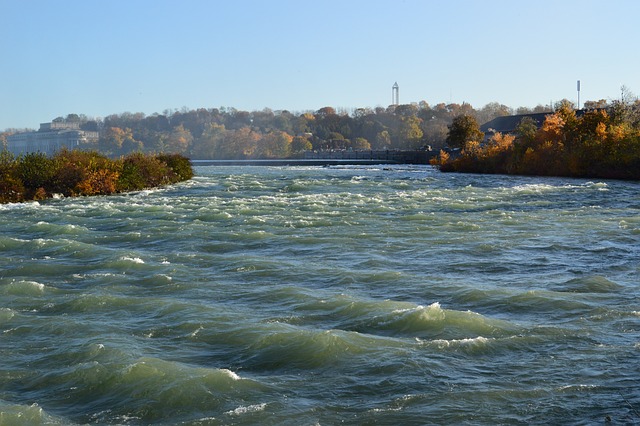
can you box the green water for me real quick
[1,165,639,425]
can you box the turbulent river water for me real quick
[1,164,639,425]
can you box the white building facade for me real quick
[6,122,99,156]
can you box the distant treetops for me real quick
[0,149,193,204]
[0,102,544,161]
[432,100,640,180]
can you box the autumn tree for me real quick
[192,123,226,159]
[375,130,391,149]
[99,127,140,156]
[398,116,424,149]
[583,99,609,110]
[0,132,10,150]
[165,124,193,154]
[446,115,484,148]
[255,130,292,158]
[290,136,313,156]
[515,116,539,145]
[422,121,448,150]
[122,136,144,153]
[351,137,371,150]
[250,108,275,131]
[476,102,512,125]
[394,104,419,118]
[510,116,540,167]
[315,106,336,117]
[321,132,346,150]
[216,127,260,159]
[537,113,566,144]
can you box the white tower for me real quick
[392,82,399,105]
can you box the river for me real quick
[1,164,638,425]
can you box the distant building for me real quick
[6,121,99,156]
[480,110,592,142]
[480,112,549,141]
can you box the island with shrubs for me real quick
[0,149,193,204]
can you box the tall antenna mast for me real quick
[392,82,399,106]
[577,80,581,109]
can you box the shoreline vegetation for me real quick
[0,149,193,204]
[2,93,639,204]
[430,101,640,180]
[1,102,549,161]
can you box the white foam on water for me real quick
[30,281,46,291]
[586,181,609,190]
[189,326,204,337]
[370,406,403,413]
[120,256,145,264]
[430,336,491,348]
[556,384,598,392]
[511,181,609,195]
[224,402,267,416]
[192,416,218,423]
[73,272,120,280]
[3,280,47,296]
[0,308,16,322]
[0,201,40,210]
[392,301,441,314]
[113,414,143,423]
[391,302,446,324]
[220,368,241,380]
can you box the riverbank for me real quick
[431,105,640,180]
[0,150,193,203]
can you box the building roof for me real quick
[480,112,549,135]
[480,109,593,135]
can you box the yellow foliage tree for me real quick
[255,131,293,158]
[430,149,450,167]
[76,169,120,195]
[537,113,565,144]
[165,124,193,154]
[487,132,515,154]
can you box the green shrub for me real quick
[0,150,17,176]
[17,152,56,195]
[156,153,194,181]
[117,152,173,192]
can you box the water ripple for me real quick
[1,165,638,425]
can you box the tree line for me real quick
[1,102,554,160]
[2,93,637,180]
[432,95,640,180]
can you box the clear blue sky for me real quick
[1,0,638,130]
